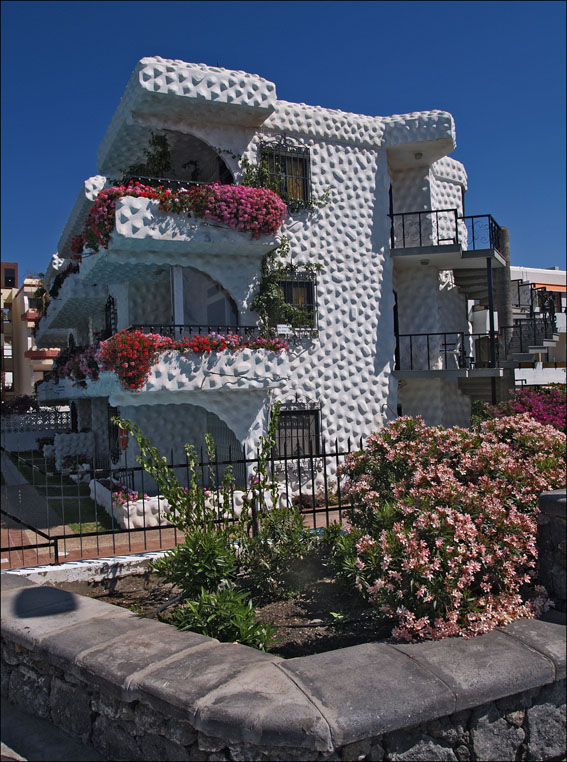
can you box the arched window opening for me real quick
[126,131,233,188]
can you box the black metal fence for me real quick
[1,440,361,569]
[395,331,497,371]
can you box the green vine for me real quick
[216,146,332,210]
[251,235,322,335]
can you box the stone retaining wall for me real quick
[1,574,565,762]
[538,489,566,613]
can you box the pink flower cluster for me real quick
[53,343,100,388]
[342,415,565,642]
[112,484,150,507]
[71,181,287,253]
[492,385,566,431]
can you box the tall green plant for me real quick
[112,416,278,650]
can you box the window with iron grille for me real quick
[259,139,311,210]
[273,409,320,457]
[276,277,317,328]
[102,297,117,340]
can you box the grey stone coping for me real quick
[1,578,565,754]
[539,488,567,518]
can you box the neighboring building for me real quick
[35,57,529,477]
[509,265,566,387]
[1,265,59,401]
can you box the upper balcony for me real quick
[73,182,285,287]
[390,210,505,271]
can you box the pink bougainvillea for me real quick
[71,182,287,253]
[493,385,566,431]
[341,415,565,643]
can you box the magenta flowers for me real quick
[71,182,287,253]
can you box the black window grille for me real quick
[259,138,311,210]
[102,296,117,340]
[276,278,317,328]
[273,409,320,457]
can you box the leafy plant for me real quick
[251,236,322,335]
[125,132,172,180]
[165,587,277,650]
[113,417,278,650]
[151,527,238,600]
[239,504,316,599]
[341,415,565,642]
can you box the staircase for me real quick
[452,269,489,303]
[458,375,513,404]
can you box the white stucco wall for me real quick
[399,378,471,429]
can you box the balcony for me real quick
[24,349,60,361]
[21,309,41,322]
[37,347,289,406]
[390,211,505,270]
[78,199,283,289]
[394,330,504,378]
[38,277,107,332]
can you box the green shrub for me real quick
[239,504,316,600]
[150,527,238,599]
[165,587,277,651]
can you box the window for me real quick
[102,297,117,340]
[3,268,16,288]
[273,408,320,457]
[259,138,311,210]
[277,278,317,328]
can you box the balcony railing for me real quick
[123,175,207,191]
[395,331,498,371]
[128,324,261,339]
[500,316,557,356]
[390,210,502,253]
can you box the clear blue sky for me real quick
[1,0,565,279]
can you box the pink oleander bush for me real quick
[340,415,565,643]
[71,182,287,253]
[56,330,288,392]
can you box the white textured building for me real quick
[36,57,515,474]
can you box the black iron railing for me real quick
[1,440,362,568]
[461,215,501,253]
[128,324,261,339]
[390,209,460,249]
[390,210,502,253]
[500,315,557,356]
[395,331,498,371]
[123,175,206,191]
